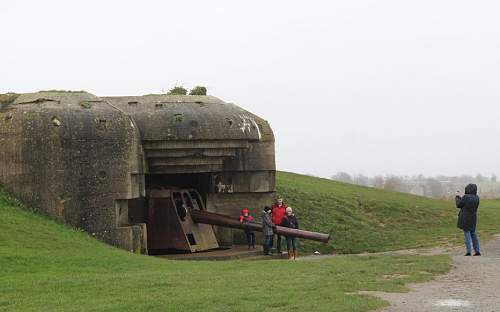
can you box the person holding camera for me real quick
[456,184,481,256]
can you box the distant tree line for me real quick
[331,172,500,199]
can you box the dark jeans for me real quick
[245,231,255,247]
[273,234,284,252]
[263,235,273,254]
[286,237,296,252]
[464,230,480,254]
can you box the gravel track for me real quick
[371,234,500,312]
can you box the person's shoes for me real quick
[465,253,471,256]
[474,252,482,256]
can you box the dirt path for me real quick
[368,234,500,311]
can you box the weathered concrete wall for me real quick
[0,91,146,251]
[0,91,276,251]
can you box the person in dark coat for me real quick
[456,184,481,256]
[281,207,299,260]
[261,206,275,255]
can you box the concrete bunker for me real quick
[104,94,277,254]
[0,91,277,254]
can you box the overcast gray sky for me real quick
[1,0,499,178]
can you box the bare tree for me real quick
[373,175,385,189]
[425,178,445,198]
[476,174,487,183]
[331,172,353,184]
[353,174,370,186]
[383,176,407,192]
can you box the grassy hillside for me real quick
[1,173,499,311]
[277,172,500,254]
[0,187,451,312]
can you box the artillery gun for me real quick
[134,188,329,254]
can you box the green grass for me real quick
[277,172,500,254]
[2,173,500,311]
[0,187,452,312]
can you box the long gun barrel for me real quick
[190,210,330,243]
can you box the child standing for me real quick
[239,208,256,249]
[281,207,299,260]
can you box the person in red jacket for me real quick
[271,197,287,253]
[239,208,255,249]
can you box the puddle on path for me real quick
[434,299,471,308]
